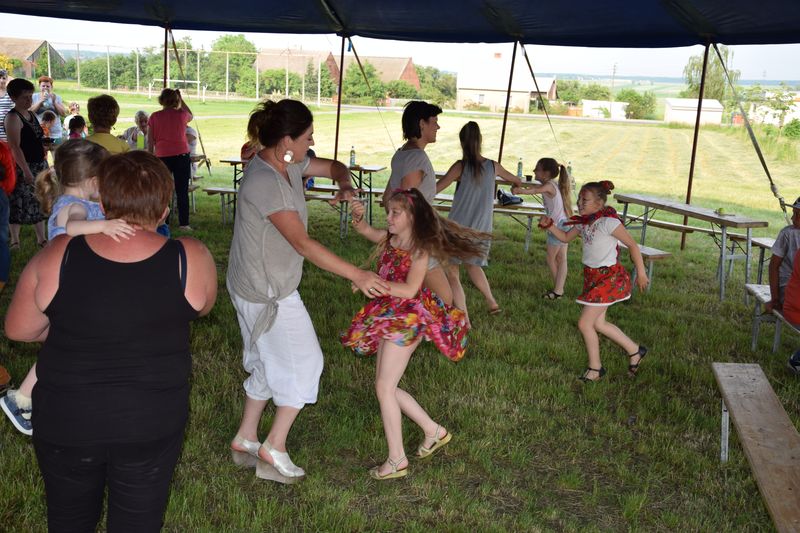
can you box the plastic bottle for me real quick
[516,157,523,178]
[349,146,356,167]
[305,176,315,190]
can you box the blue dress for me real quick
[47,195,105,240]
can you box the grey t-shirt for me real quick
[32,92,64,138]
[227,155,311,340]
[388,148,436,202]
[772,225,800,288]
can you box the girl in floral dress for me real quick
[541,181,649,382]
[341,188,488,480]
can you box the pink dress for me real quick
[340,244,469,361]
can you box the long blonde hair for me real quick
[536,157,573,217]
[35,140,109,214]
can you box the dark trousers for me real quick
[159,154,191,226]
[34,431,184,533]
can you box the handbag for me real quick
[496,188,523,206]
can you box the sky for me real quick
[3,13,800,81]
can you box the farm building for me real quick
[0,37,64,78]
[664,98,723,125]
[457,51,556,113]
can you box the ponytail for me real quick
[35,167,60,215]
[557,164,573,217]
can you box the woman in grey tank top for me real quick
[383,101,453,304]
[436,121,524,322]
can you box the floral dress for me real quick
[340,244,469,361]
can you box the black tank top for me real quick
[33,236,199,445]
[10,108,45,164]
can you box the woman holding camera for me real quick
[4,78,47,248]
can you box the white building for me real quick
[457,51,556,113]
[664,98,723,125]
[748,92,800,126]
[581,100,628,120]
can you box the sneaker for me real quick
[788,350,800,375]
[1,390,33,435]
[178,225,193,232]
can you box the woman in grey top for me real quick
[227,100,388,484]
[436,121,523,322]
[383,101,453,303]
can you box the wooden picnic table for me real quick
[349,164,385,225]
[219,157,247,188]
[614,193,768,301]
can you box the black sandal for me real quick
[627,346,648,376]
[579,367,606,382]
[542,290,563,300]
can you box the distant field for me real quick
[54,84,798,232]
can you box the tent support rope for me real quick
[497,41,517,164]
[519,42,564,165]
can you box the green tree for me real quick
[415,65,456,107]
[258,69,302,97]
[680,45,740,102]
[582,83,611,101]
[616,88,657,119]
[204,34,257,94]
[305,62,336,98]
[385,80,418,99]
[343,61,384,103]
[556,80,583,103]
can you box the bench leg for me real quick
[751,301,762,351]
[720,399,729,463]
[773,319,782,353]
[646,260,654,292]
[524,216,532,253]
[757,247,766,284]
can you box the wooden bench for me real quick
[711,362,800,533]
[745,283,800,352]
[624,214,747,240]
[730,236,776,284]
[619,243,671,290]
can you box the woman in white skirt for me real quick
[227,99,388,483]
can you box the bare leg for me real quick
[445,264,470,327]
[34,221,46,244]
[424,266,453,306]
[594,311,639,358]
[577,305,606,379]
[264,406,301,453]
[232,395,268,447]
[9,224,20,246]
[553,245,568,295]
[464,263,499,311]
[395,388,445,449]
[17,364,37,397]
[373,339,419,476]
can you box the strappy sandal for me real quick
[579,366,606,382]
[488,306,503,315]
[542,290,563,300]
[417,425,452,459]
[38,240,47,248]
[627,346,648,377]
[9,240,19,251]
[369,456,408,480]
[230,435,261,468]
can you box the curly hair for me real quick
[372,188,490,266]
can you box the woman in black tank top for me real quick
[3,78,47,248]
[4,151,217,532]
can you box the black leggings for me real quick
[159,153,191,226]
[34,431,184,533]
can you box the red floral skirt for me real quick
[576,262,631,306]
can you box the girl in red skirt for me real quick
[540,180,649,382]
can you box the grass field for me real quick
[2,89,799,531]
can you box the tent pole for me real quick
[681,42,710,250]
[334,35,346,162]
[498,41,517,164]
[162,25,169,89]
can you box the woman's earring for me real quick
[283,150,294,163]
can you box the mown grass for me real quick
[1,90,798,531]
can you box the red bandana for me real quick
[566,206,620,226]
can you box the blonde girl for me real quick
[514,157,572,299]
[541,181,649,382]
[341,188,488,480]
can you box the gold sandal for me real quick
[417,425,452,459]
[369,456,408,480]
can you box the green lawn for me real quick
[1,90,798,531]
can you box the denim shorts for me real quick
[546,219,570,246]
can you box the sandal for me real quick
[627,346,648,376]
[542,290,563,300]
[488,306,503,315]
[9,240,19,250]
[417,425,452,459]
[230,435,261,468]
[38,240,47,248]
[579,366,606,382]
[369,456,408,480]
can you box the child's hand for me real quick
[350,199,366,225]
[538,216,553,230]
[511,186,526,195]
[635,270,649,291]
[102,219,136,242]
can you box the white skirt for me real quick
[231,290,323,409]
